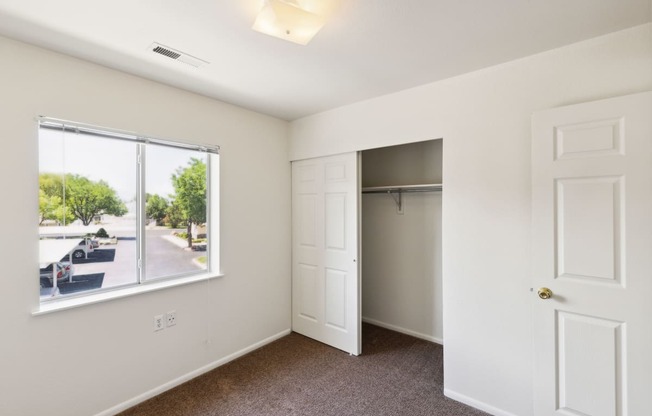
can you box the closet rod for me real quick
[361,183,443,194]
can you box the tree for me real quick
[165,199,184,229]
[39,173,128,226]
[145,194,169,225]
[39,174,74,225]
[39,189,58,224]
[65,175,128,225]
[171,158,206,247]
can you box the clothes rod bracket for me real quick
[361,184,442,214]
[388,190,402,212]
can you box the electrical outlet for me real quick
[154,314,165,331]
[166,310,177,327]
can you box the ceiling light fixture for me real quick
[252,0,326,46]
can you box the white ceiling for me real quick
[0,0,649,120]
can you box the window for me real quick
[38,117,219,303]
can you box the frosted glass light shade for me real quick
[252,0,326,45]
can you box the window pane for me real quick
[145,145,208,280]
[39,129,138,298]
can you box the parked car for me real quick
[69,238,95,259]
[191,242,207,251]
[39,262,72,288]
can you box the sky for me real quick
[38,128,206,208]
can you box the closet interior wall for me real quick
[361,140,443,343]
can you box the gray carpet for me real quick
[119,324,489,415]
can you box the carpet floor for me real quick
[119,324,489,416]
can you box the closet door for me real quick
[292,152,360,355]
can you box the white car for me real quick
[39,262,73,287]
[69,238,95,259]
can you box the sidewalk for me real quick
[161,234,189,249]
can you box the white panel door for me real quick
[532,92,652,416]
[292,152,360,355]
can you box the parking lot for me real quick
[43,229,205,297]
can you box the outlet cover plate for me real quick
[154,314,165,331]
[166,310,177,327]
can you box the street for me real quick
[71,228,205,289]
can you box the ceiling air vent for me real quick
[153,45,181,60]
[148,42,209,68]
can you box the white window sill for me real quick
[33,272,225,316]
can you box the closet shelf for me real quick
[361,183,443,194]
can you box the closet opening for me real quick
[360,139,443,346]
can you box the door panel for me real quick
[325,268,347,329]
[298,195,317,247]
[292,152,360,355]
[325,193,347,250]
[555,176,622,283]
[554,118,624,160]
[556,311,624,416]
[297,264,319,321]
[532,92,652,416]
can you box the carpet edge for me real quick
[94,328,292,416]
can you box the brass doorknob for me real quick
[537,287,553,300]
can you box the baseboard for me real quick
[443,388,520,416]
[362,317,443,344]
[96,328,292,416]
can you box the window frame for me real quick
[37,117,221,312]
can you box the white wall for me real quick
[0,36,291,416]
[290,24,652,416]
[361,141,443,342]
[362,193,443,342]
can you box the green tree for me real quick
[39,189,73,225]
[145,194,169,225]
[40,173,64,198]
[39,174,74,225]
[171,158,206,247]
[65,175,128,225]
[165,199,184,229]
[40,173,128,226]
